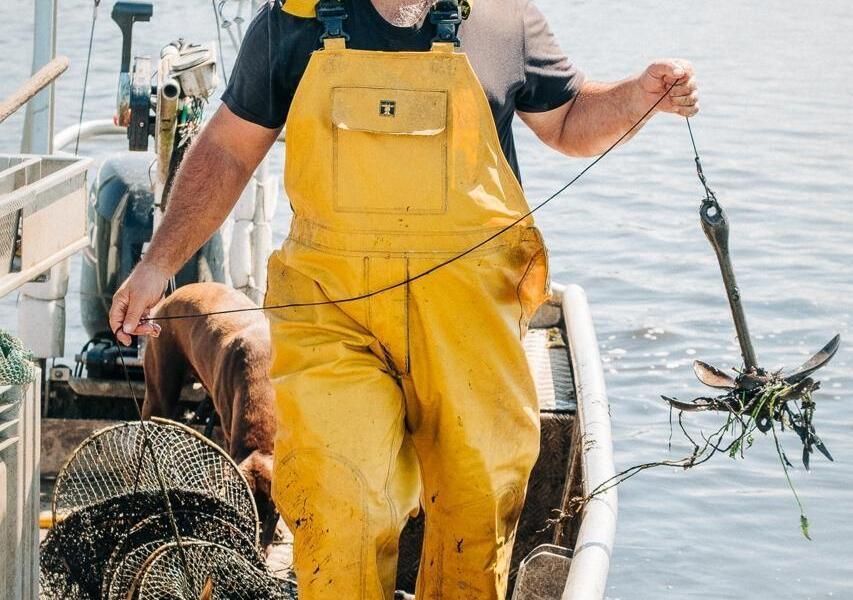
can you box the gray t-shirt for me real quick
[223,0,583,179]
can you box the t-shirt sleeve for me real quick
[514,0,585,113]
[221,5,288,129]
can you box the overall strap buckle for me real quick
[317,0,349,42]
[429,0,463,46]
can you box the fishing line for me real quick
[94,7,236,582]
[112,328,196,591]
[686,115,718,204]
[141,80,680,325]
[74,0,101,156]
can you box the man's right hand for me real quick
[106,106,280,346]
[109,262,168,346]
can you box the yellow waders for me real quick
[266,22,550,600]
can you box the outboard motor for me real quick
[79,153,225,378]
[75,1,226,380]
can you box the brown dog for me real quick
[142,282,278,546]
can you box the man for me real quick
[110,0,698,598]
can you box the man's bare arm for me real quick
[109,105,282,344]
[519,59,699,158]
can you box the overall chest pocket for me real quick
[332,87,448,215]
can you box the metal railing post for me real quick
[21,0,58,155]
[0,374,42,600]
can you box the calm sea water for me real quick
[1,1,851,598]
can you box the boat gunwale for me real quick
[553,283,617,600]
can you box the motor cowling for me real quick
[80,153,226,343]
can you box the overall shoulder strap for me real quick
[281,0,319,18]
[283,0,349,43]
[429,0,471,46]
[282,0,472,46]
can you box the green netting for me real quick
[0,329,36,386]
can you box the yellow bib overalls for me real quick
[266,2,549,597]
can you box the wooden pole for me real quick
[0,56,69,125]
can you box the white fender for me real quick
[16,258,69,301]
[17,297,65,359]
[229,220,254,291]
[250,221,272,304]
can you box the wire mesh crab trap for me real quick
[51,418,258,529]
[39,419,281,600]
[102,510,263,599]
[134,541,297,600]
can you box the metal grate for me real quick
[524,327,576,413]
[0,209,19,276]
[0,158,37,279]
[1,376,41,600]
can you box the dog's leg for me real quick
[142,330,188,420]
[237,450,279,548]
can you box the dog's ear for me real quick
[237,451,273,497]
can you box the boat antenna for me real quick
[212,0,230,84]
[74,0,101,155]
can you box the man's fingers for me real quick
[643,58,699,117]
[669,78,697,98]
[109,289,133,346]
[134,310,162,338]
[122,294,147,339]
[673,103,700,117]
[671,92,699,107]
[128,322,161,337]
[647,59,694,84]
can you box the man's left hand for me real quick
[638,59,699,117]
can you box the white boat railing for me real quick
[558,284,618,599]
[0,154,92,301]
[0,377,42,600]
[52,119,126,152]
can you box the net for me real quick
[40,489,258,599]
[103,511,262,600]
[0,329,36,386]
[136,541,298,600]
[52,418,258,540]
[41,420,266,600]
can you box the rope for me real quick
[74,0,101,156]
[112,330,196,592]
[143,81,679,324]
[104,2,242,578]
[685,116,717,204]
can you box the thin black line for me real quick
[115,78,677,591]
[144,81,678,324]
[112,330,195,590]
[213,0,230,85]
[686,116,700,159]
[74,1,100,156]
